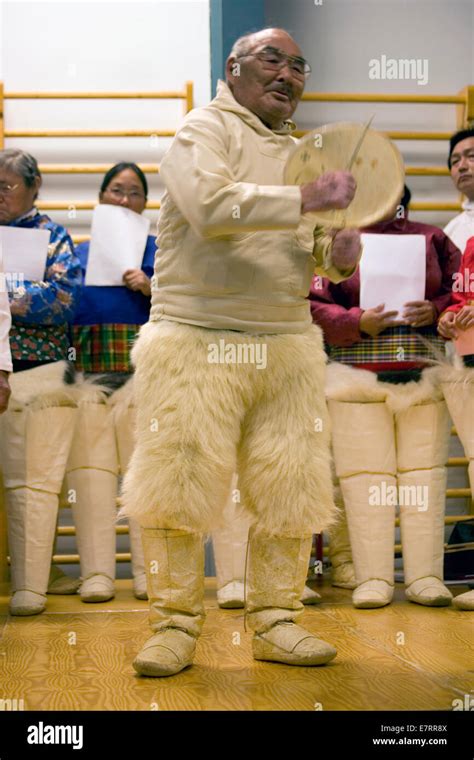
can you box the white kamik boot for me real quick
[212,476,320,609]
[129,518,147,600]
[396,401,452,607]
[0,402,77,615]
[133,528,205,677]
[329,399,396,608]
[328,481,356,589]
[113,389,148,599]
[342,473,396,608]
[68,400,118,602]
[441,376,474,510]
[246,529,336,666]
[48,491,80,595]
[453,590,474,610]
[212,475,249,609]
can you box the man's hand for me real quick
[359,304,403,337]
[331,228,361,273]
[402,300,436,328]
[455,304,474,330]
[123,269,151,297]
[0,370,11,414]
[438,311,458,339]
[301,171,356,214]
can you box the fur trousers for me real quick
[120,319,336,536]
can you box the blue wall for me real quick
[210,0,265,96]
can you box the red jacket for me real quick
[309,216,461,347]
[443,236,474,314]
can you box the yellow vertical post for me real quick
[0,82,4,149]
[456,85,474,128]
[185,81,194,114]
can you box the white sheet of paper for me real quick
[359,234,426,316]
[0,226,50,281]
[85,204,150,286]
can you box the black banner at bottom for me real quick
[0,710,471,757]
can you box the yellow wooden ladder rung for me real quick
[36,200,161,211]
[56,525,129,537]
[447,488,472,499]
[6,553,132,566]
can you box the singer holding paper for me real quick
[310,185,461,609]
[66,163,154,603]
[0,148,82,616]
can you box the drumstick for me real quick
[336,114,375,228]
[346,114,375,171]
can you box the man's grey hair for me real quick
[229,33,257,60]
[0,148,41,189]
[228,28,294,60]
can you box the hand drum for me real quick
[284,122,405,229]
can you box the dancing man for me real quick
[121,28,361,676]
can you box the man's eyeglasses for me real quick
[237,46,311,80]
[0,183,20,197]
[106,186,146,201]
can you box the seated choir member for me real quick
[0,148,82,615]
[67,162,155,602]
[310,184,461,609]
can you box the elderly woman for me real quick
[66,163,155,602]
[0,148,81,615]
[310,186,461,609]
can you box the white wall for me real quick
[2,0,473,233]
[1,0,211,235]
[265,0,474,228]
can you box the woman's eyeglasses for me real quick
[106,186,146,201]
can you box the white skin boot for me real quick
[329,398,396,608]
[328,480,356,589]
[68,400,118,602]
[0,402,77,615]
[452,590,474,610]
[245,528,336,666]
[212,474,248,608]
[113,395,148,599]
[133,527,205,677]
[396,401,452,607]
[441,376,474,513]
[213,475,321,609]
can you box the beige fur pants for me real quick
[121,319,336,537]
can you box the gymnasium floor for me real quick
[0,578,472,712]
